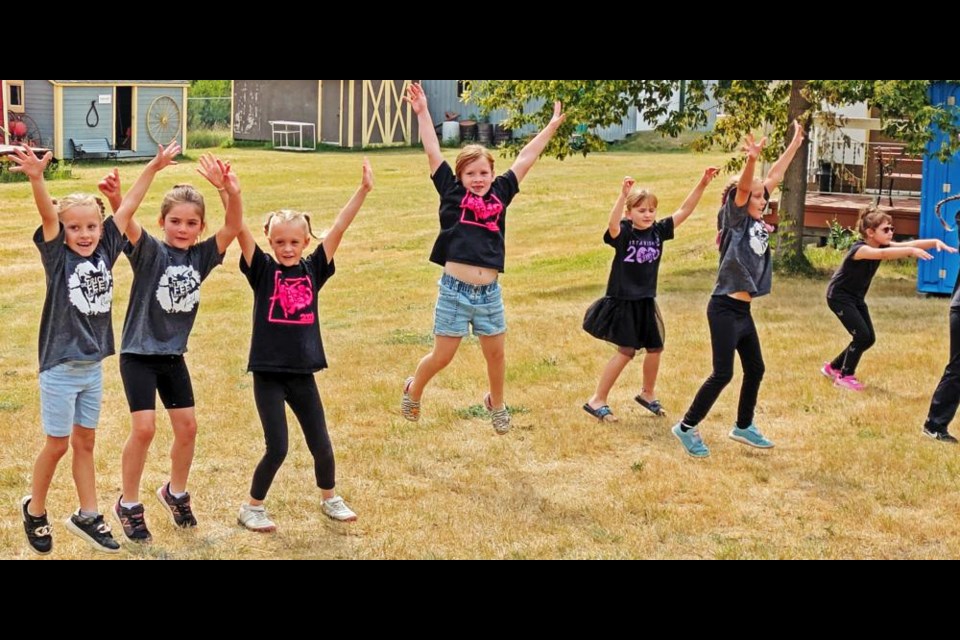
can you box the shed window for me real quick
[7,81,24,113]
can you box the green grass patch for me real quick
[608,130,706,153]
[188,126,233,149]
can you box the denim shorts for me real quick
[39,360,104,437]
[433,273,507,337]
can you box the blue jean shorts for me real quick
[38,360,104,437]
[434,273,507,337]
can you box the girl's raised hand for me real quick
[197,153,229,190]
[98,168,123,211]
[404,83,428,115]
[702,166,721,184]
[741,133,767,159]
[790,119,806,147]
[360,157,374,193]
[98,168,121,200]
[621,176,635,197]
[222,169,241,196]
[151,142,181,171]
[549,101,566,128]
[8,146,52,179]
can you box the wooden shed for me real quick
[232,80,419,149]
[0,80,188,160]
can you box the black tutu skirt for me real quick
[582,297,664,350]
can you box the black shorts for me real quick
[119,354,195,412]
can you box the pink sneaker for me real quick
[834,374,865,391]
[821,363,841,380]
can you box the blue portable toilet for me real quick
[919,82,960,294]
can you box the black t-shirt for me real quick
[603,218,675,300]
[428,161,520,272]
[826,241,884,301]
[240,243,335,374]
[35,218,126,372]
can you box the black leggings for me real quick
[250,372,335,501]
[828,297,876,377]
[926,308,960,433]
[683,296,765,429]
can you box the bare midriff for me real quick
[445,261,498,285]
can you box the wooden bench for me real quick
[70,138,118,160]
[873,144,922,206]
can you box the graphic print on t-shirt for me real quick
[67,259,113,315]
[268,271,315,324]
[625,237,661,264]
[459,192,503,232]
[156,265,202,313]
[748,220,769,256]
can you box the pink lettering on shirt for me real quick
[268,271,315,325]
[459,192,503,232]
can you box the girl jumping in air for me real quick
[582,169,718,423]
[400,82,565,435]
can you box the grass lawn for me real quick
[1,145,957,559]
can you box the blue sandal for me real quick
[583,403,617,423]
[635,395,666,417]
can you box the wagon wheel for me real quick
[7,110,41,146]
[146,96,182,145]
[19,114,42,147]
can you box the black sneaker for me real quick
[156,483,197,528]
[923,427,959,444]
[64,511,121,554]
[20,496,52,555]
[113,499,152,543]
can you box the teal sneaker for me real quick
[729,424,774,449]
[672,423,710,458]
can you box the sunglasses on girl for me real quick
[880,225,895,234]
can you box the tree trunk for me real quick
[778,80,813,272]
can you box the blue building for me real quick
[918,82,960,295]
[2,80,188,159]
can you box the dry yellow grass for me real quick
[1,147,958,560]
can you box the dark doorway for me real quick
[115,87,133,150]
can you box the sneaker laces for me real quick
[245,509,272,526]
[126,508,148,531]
[325,497,352,516]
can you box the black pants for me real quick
[925,308,960,433]
[683,296,765,428]
[828,297,876,377]
[250,372,335,501]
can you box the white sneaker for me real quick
[237,504,277,532]
[322,496,357,522]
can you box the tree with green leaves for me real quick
[189,80,231,129]
[465,80,960,272]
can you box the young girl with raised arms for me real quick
[582,169,718,423]
[400,82,565,434]
[234,159,374,531]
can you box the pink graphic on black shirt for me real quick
[459,192,503,232]
[268,271,315,324]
